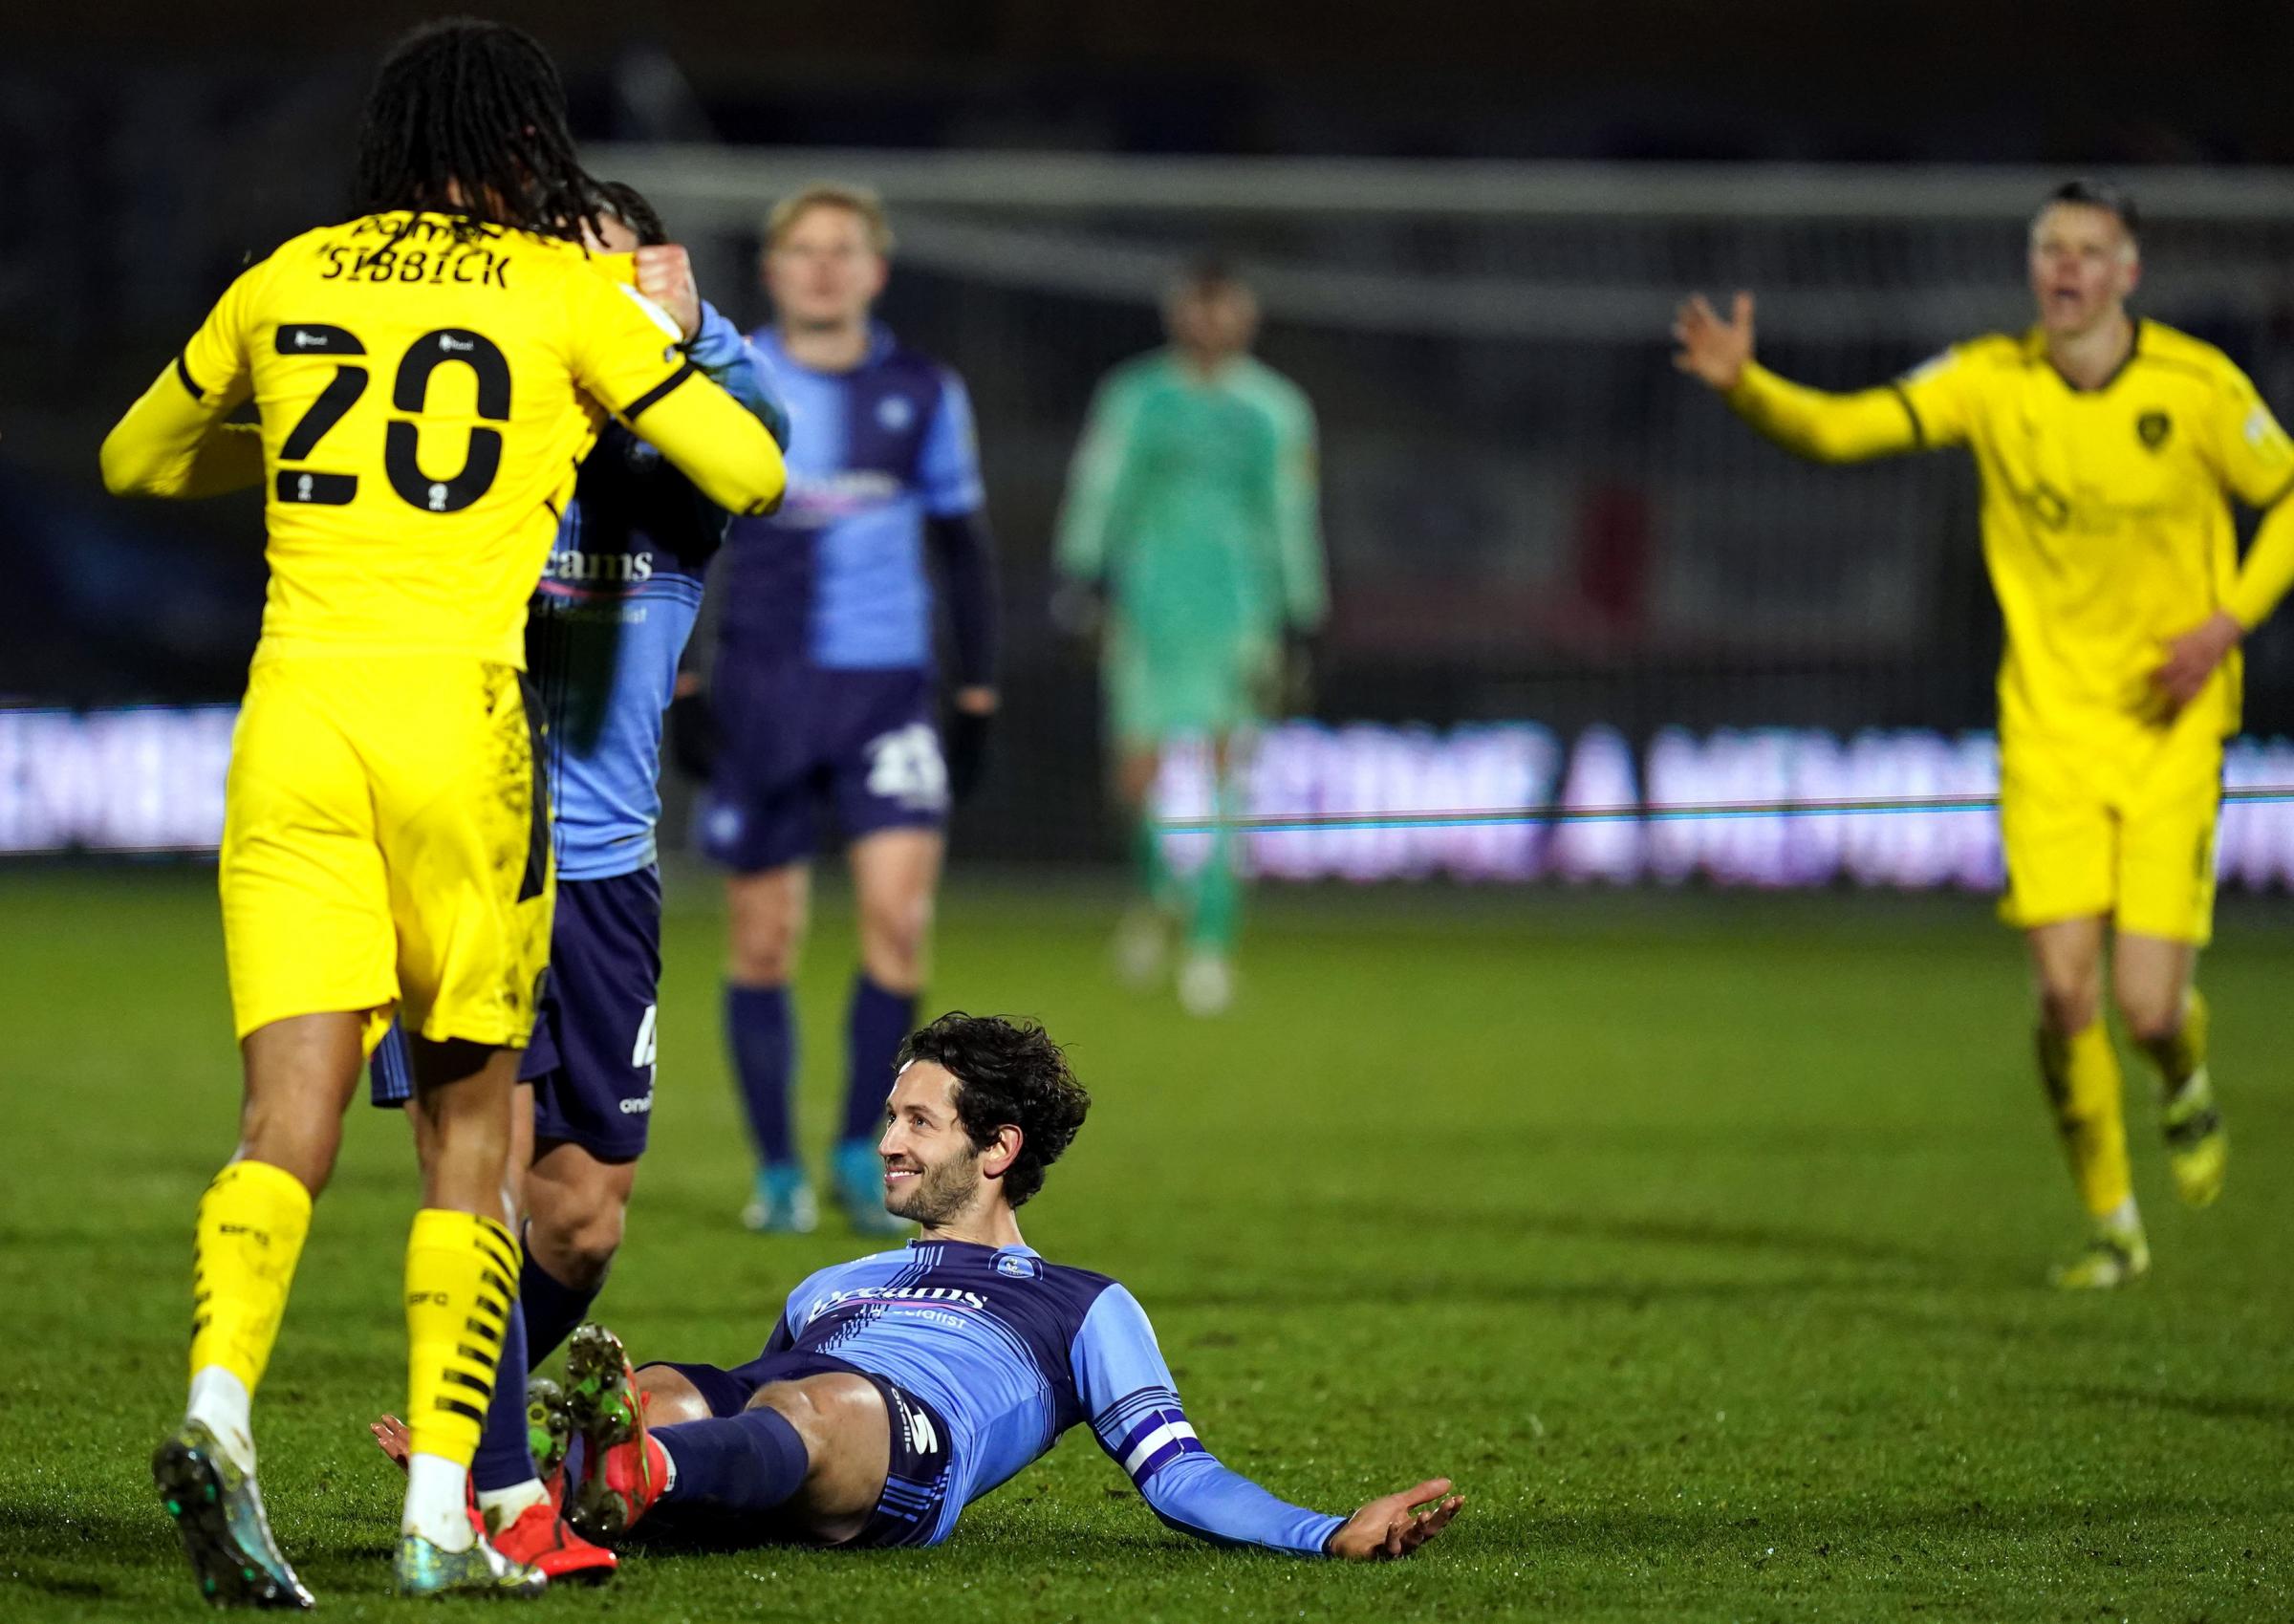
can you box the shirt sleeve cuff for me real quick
[684,301,745,371]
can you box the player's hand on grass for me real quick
[637,244,703,342]
[2155,610,2242,712]
[1325,1477,1462,1560]
[1674,291,1756,391]
[369,1413,412,1469]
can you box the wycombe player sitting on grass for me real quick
[1675,180,2294,1288]
[1053,260,1328,1018]
[379,1013,1461,1560]
[101,18,786,1604]
[364,180,790,1584]
[686,184,1003,1239]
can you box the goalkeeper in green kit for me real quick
[1054,261,1328,1015]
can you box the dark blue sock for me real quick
[655,1408,811,1514]
[726,984,796,1166]
[517,1245,598,1365]
[842,974,915,1145]
[470,1303,535,1492]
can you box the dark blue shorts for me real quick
[643,1351,956,1549]
[696,663,947,874]
[369,866,661,1160]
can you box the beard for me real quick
[884,1151,981,1226]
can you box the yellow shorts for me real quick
[1997,719,2221,945]
[219,656,553,1050]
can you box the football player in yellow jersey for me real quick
[98,20,785,1604]
[1675,181,2294,1289]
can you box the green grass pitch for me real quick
[3,865,2291,1621]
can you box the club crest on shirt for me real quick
[2136,410,2172,450]
[877,395,916,431]
[995,1251,1044,1281]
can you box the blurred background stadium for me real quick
[13,0,2294,884]
[11,8,2294,1616]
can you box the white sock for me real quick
[476,1478,550,1535]
[185,1366,255,1476]
[2102,1196,2141,1232]
[403,1453,475,1549]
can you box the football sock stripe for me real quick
[405,1208,522,1467]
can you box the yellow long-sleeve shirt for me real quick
[101,212,786,668]
[1725,321,2294,747]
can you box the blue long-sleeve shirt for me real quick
[533,300,787,878]
[758,1239,1346,1554]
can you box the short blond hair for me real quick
[765,183,895,255]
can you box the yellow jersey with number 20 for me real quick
[101,210,786,668]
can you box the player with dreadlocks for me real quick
[350,17,597,244]
[102,17,786,1603]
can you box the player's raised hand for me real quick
[636,244,703,342]
[2154,609,2242,713]
[1674,291,1756,391]
[1326,1477,1463,1560]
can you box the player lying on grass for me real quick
[102,17,786,1604]
[364,180,790,1585]
[1676,180,2293,1288]
[374,1012,1462,1559]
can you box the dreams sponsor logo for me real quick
[813,1285,989,1317]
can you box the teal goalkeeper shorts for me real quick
[1104,623,1277,749]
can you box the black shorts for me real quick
[644,1351,956,1549]
[369,866,660,1160]
[696,664,947,873]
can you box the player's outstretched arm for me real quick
[1675,290,1935,464]
[1326,1477,1465,1561]
[1076,1285,1461,1558]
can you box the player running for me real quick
[1675,180,2294,1288]
[100,21,785,1603]
[1054,260,1328,1017]
[692,184,1000,1238]
[364,181,790,1583]
[513,1014,1461,1559]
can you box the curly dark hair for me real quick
[352,18,595,242]
[898,1013,1090,1208]
[588,180,669,249]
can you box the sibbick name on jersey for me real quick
[319,243,509,289]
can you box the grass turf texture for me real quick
[3,865,2290,1622]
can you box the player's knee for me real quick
[237,1107,342,1198]
[528,1195,626,1290]
[859,895,933,989]
[729,919,802,985]
[2035,979,2100,1035]
[744,1383,831,1460]
[635,1365,714,1427]
[2113,985,2183,1048]
[728,887,806,985]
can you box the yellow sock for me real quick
[189,1159,314,1395]
[403,1209,519,1467]
[2134,987,2209,1096]
[2036,1023,2132,1218]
